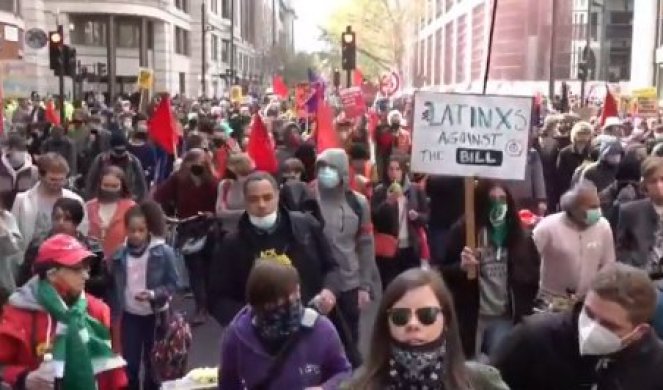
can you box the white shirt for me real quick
[98,202,117,234]
[397,196,409,248]
[124,250,152,316]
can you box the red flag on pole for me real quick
[316,102,341,154]
[600,86,618,126]
[247,114,278,173]
[148,97,179,155]
[353,68,364,87]
[45,100,60,126]
[272,75,289,99]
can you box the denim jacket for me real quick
[109,238,179,319]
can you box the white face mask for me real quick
[578,308,625,356]
[6,151,26,169]
[249,210,278,230]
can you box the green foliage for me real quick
[320,0,425,82]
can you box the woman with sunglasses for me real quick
[350,268,509,389]
[441,180,539,360]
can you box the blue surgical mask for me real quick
[584,208,602,226]
[317,166,341,189]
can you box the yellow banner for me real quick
[632,87,658,118]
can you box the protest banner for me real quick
[295,82,311,118]
[632,87,658,118]
[410,91,532,181]
[339,86,366,119]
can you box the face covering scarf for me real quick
[387,338,446,390]
[489,199,508,248]
[253,298,303,342]
[36,280,125,390]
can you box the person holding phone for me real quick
[109,200,179,390]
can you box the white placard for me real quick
[411,91,532,180]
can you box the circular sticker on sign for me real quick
[505,139,524,157]
[25,28,48,50]
[379,71,401,97]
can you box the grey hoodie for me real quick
[315,148,380,294]
[8,276,46,311]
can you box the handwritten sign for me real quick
[339,87,366,119]
[632,87,658,118]
[411,92,532,180]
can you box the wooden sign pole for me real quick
[465,0,499,280]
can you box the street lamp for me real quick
[341,25,356,88]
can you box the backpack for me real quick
[151,307,193,382]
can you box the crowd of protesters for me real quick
[0,88,662,390]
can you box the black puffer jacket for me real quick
[492,304,663,390]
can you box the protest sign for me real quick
[137,68,154,90]
[295,83,311,118]
[339,86,366,119]
[410,92,532,181]
[230,85,243,103]
[632,87,658,118]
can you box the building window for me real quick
[116,18,140,48]
[445,0,453,12]
[222,0,230,19]
[221,39,229,62]
[175,26,190,55]
[211,34,219,61]
[70,15,107,46]
[175,0,188,13]
[211,0,218,14]
[436,0,442,17]
[147,21,154,50]
[0,0,19,14]
[179,72,186,95]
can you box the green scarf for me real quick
[36,280,124,390]
[489,200,508,248]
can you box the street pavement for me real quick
[175,293,380,369]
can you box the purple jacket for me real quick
[219,306,351,390]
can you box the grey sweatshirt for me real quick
[315,148,380,294]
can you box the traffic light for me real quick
[63,46,77,77]
[341,26,356,71]
[48,26,64,73]
[578,61,587,81]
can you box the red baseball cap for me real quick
[35,234,94,267]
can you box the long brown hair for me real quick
[350,268,471,389]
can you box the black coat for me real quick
[616,199,658,269]
[491,305,663,390]
[441,218,540,357]
[556,145,590,202]
[371,180,429,258]
[207,209,340,326]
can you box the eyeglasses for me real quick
[388,307,443,327]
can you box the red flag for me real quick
[353,69,364,87]
[368,109,379,140]
[45,100,60,126]
[247,114,278,173]
[600,86,618,126]
[148,97,178,155]
[272,75,289,99]
[316,102,341,153]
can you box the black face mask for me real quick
[388,338,446,389]
[134,132,148,141]
[190,165,204,176]
[391,123,401,131]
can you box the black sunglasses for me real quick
[388,307,443,327]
